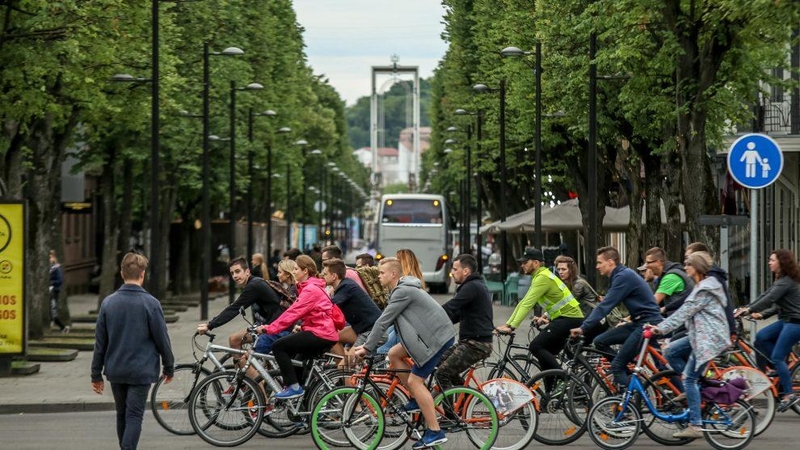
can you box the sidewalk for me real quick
[0,291,520,414]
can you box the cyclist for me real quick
[197,257,284,354]
[736,248,800,412]
[649,251,730,439]
[438,254,494,391]
[354,257,456,449]
[496,247,583,373]
[571,246,662,389]
[555,254,606,344]
[644,247,695,317]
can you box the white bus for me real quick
[375,194,452,293]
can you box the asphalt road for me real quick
[1,409,798,449]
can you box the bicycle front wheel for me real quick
[151,363,210,435]
[188,371,265,447]
[702,399,756,450]
[639,370,693,446]
[435,386,499,449]
[526,368,590,445]
[491,397,537,450]
[312,387,384,450]
[586,396,642,450]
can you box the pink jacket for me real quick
[265,277,339,342]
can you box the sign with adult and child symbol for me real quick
[728,133,784,189]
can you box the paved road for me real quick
[1,409,797,449]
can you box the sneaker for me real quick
[61,326,70,334]
[604,418,635,433]
[672,392,687,403]
[672,425,704,439]
[402,399,421,413]
[411,429,447,449]
[778,394,800,413]
[274,385,304,400]
[221,385,244,401]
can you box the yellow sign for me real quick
[0,203,24,354]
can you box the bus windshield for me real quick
[381,199,443,224]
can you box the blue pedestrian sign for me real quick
[727,133,783,189]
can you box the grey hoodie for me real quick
[364,276,456,366]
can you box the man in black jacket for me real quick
[322,258,383,366]
[437,254,494,391]
[197,257,284,352]
[91,251,174,450]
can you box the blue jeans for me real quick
[110,383,150,450]
[665,336,692,376]
[755,320,800,395]
[594,320,660,387]
[683,354,707,426]
[378,326,399,354]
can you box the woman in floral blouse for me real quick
[651,251,730,439]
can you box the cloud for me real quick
[294,0,447,105]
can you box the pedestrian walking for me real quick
[90,251,174,450]
[49,250,68,332]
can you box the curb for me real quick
[0,402,117,415]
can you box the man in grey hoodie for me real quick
[355,256,456,449]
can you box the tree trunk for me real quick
[97,143,119,310]
[116,157,134,255]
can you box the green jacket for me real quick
[507,266,583,328]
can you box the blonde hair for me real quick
[121,252,148,281]
[277,259,297,285]
[295,254,318,277]
[685,251,713,275]
[379,257,403,280]
[252,253,269,280]
[396,249,426,289]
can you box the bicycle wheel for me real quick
[369,379,410,450]
[702,399,756,450]
[294,369,353,436]
[586,396,642,450]
[718,366,775,435]
[789,362,800,415]
[150,363,210,435]
[312,387,384,450]
[526,369,590,445]
[188,371,265,447]
[434,386,499,449]
[491,397,537,450]
[639,370,693,446]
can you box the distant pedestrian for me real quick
[91,251,174,450]
[49,250,68,333]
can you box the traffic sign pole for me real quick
[750,190,757,308]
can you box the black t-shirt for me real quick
[208,276,283,329]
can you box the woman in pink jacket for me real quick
[261,255,338,399]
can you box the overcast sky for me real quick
[293,0,448,105]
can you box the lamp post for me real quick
[228,81,263,303]
[473,80,508,281]
[269,126,291,259]
[501,45,543,248]
[455,108,484,273]
[247,108,277,261]
[294,139,309,250]
[327,162,337,242]
[307,149,323,246]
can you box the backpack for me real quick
[265,280,296,310]
[330,302,347,330]
[355,266,390,310]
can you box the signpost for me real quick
[0,202,25,376]
[727,133,784,311]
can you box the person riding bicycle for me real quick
[354,257,456,449]
[437,254,494,391]
[496,247,583,373]
[570,246,662,389]
[649,251,731,439]
[735,248,800,412]
[644,247,695,317]
[196,257,284,355]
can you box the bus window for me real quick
[382,199,444,224]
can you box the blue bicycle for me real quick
[586,329,757,450]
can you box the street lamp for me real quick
[294,139,309,250]
[455,107,485,273]
[268,126,291,259]
[198,43,244,318]
[306,149,323,247]
[501,45,544,248]
[473,80,508,281]
[228,80,263,303]
[247,109,277,262]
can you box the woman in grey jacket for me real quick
[355,256,455,449]
[737,249,800,412]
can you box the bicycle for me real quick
[586,328,757,450]
[311,354,500,450]
[150,331,238,435]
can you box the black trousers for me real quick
[271,331,336,386]
[529,316,585,372]
[110,383,150,450]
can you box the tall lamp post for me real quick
[228,81,263,303]
[306,149,323,246]
[473,80,508,281]
[501,45,543,248]
[247,108,277,261]
[269,126,291,259]
[455,108,484,273]
[294,139,308,250]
